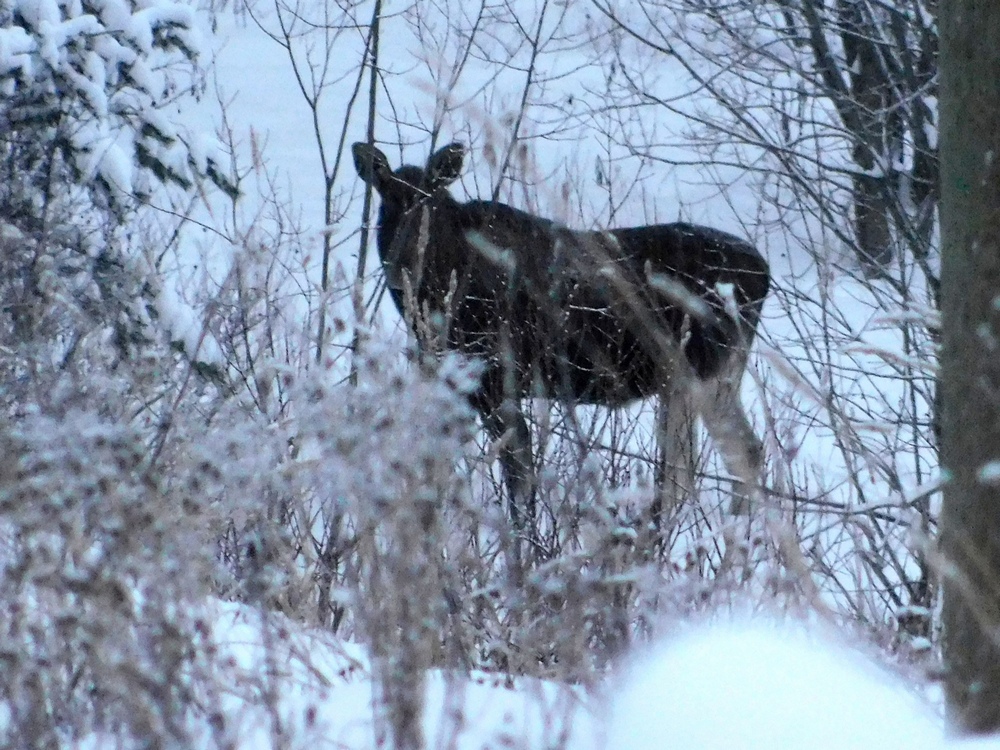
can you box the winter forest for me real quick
[2,0,999,746]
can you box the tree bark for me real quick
[939,0,1000,734]
[838,0,897,274]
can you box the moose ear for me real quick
[427,142,465,187]
[352,142,391,186]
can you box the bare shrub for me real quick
[0,406,210,747]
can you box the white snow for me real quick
[154,279,224,367]
[0,26,35,77]
[133,4,200,56]
[187,133,229,176]
[14,0,62,32]
[609,621,945,750]
[95,139,135,198]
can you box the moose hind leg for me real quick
[683,300,741,380]
[691,357,765,513]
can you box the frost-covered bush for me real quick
[0,408,213,747]
[252,347,481,749]
[293,346,480,521]
[0,219,164,421]
[141,344,486,750]
[194,339,484,617]
[0,5,250,741]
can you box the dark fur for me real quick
[353,141,770,533]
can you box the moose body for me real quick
[353,141,770,542]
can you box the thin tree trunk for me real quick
[348,0,381,384]
[939,0,1000,733]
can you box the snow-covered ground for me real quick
[610,621,946,750]
[63,598,982,749]
[180,599,601,750]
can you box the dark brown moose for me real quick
[352,140,770,550]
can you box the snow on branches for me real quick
[0,0,236,208]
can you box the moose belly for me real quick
[534,324,661,406]
[444,296,669,405]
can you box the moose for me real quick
[352,140,770,551]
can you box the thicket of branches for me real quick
[0,0,941,746]
[586,0,938,631]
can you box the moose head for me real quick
[352,142,466,295]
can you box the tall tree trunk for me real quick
[940,0,1000,734]
[838,0,896,274]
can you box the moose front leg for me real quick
[477,400,536,532]
[498,400,536,534]
[652,372,697,552]
[471,381,537,573]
